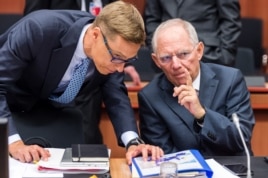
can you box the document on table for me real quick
[9,148,65,178]
[9,156,63,178]
[132,158,239,178]
[205,159,239,178]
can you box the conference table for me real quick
[8,156,268,178]
[110,157,268,178]
[72,157,268,178]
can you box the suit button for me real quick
[207,132,216,141]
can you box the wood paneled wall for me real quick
[0,0,267,50]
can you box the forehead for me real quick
[109,34,140,57]
[156,26,192,52]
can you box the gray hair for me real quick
[151,18,199,52]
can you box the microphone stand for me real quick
[232,113,252,178]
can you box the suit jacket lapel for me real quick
[175,0,184,7]
[160,78,195,130]
[40,17,94,98]
[199,63,219,109]
[159,62,219,129]
[175,0,184,17]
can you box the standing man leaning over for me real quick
[23,0,141,147]
[138,18,254,156]
[144,0,241,66]
[24,0,141,85]
[0,1,163,164]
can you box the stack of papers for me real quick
[37,148,109,174]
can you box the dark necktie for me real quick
[50,58,90,104]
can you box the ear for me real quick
[91,26,101,40]
[196,42,204,61]
[152,53,161,69]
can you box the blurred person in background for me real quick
[144,0,241,67]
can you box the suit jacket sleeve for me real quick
[102,73,139,146]
[0,10,94,137]
[0,16,44,136]
[144,0,163,48]
[144,0,241,66]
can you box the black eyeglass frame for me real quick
[99,28,138,64]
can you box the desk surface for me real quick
[9,157,268,178]
[110,157,268,178]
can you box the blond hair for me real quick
[93,1,145,45]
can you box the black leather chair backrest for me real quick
[237,17,264,69]
[235,47,255,76]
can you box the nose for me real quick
[171,55,182,68]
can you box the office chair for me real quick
[237,17,264,70]
[235,47,255,76]
[12,106,85,148]
[0,118,9,178]
[0,13,23,34]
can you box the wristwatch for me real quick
[126,137,145,150]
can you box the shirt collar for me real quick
[76,24,91,60]
[192,68,201,91]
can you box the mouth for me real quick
[173,72,185,79]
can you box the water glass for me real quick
[159,162,178,178]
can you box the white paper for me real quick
[205,159,239,178]
[9,154,63,178]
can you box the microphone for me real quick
[232,113,252,178]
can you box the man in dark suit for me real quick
[24,0,141,85]
[0,1,163,164]
[144,0,241,67]
[138,18,255,156]
[23,0,141,146]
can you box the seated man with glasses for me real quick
[138,18,255,156]
[0,1,163,164]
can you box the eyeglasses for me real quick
[99,28,138,64]
[158,45,197,63]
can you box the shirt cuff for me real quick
[121,131,139,146]
[8,134,21,144]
